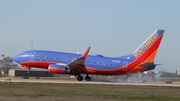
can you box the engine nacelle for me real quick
[48,64,66,74]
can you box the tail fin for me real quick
[133,29,164,62]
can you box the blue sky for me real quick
[0,0,180,72]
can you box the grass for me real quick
[0,82,180,101]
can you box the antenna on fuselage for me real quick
[31,41,33,50]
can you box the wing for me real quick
[67,47,91,73]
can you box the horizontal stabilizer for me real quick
[139,61,154,67]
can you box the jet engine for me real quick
[48,64,79,75]
[48,64,66,74]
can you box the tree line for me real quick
[0,56,19,74]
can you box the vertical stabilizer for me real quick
[133,29,164,62]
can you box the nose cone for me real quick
[13,55,19,63]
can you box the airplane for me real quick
[13,29,165,81]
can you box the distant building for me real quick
[9,69,53,77]
[143,71,158,74]
[176,68,180,75]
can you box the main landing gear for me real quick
[85,75,91,81]
[77,75,83,81]
[77,74,91,81]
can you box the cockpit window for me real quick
[20,53,25,55]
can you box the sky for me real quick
[0,0,180,73]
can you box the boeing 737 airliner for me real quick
[13,29,164,81]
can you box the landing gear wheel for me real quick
[85,75,91,81]
[77,75,83,81]
[28,70,31,74]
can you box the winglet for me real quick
[81,47,91,59]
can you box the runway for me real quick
[1,77,180,87]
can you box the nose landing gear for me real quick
[28,68,31,74]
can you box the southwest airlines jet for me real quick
[13,29,164,81]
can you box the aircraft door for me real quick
[123,62,128,71]
[30,51,35,61]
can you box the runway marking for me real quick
[0,78,180,87]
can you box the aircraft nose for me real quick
[13,56,19,63]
